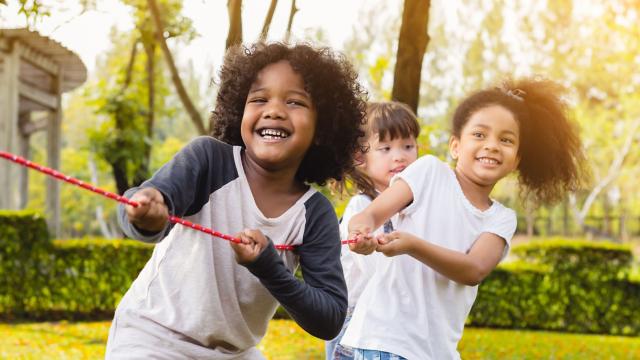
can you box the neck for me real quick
[453,167,495,210]
[241,151,305,195]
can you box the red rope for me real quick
[1,151,357,250]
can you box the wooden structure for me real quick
[0,28,87,236]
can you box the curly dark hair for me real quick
[211,42,367,185]
[452,77,587,205]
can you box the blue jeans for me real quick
[325,307,354,360]
[353,349,407,360]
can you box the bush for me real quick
[0,211,152,320]
[0,211,52,318]
[469,239,640,336]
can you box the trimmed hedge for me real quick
[1,212,639,336]
[0,211,52,318]
[469,239,640,336]
[0,211,152,320]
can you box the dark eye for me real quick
[472,132,485,138]
[378,146,390,152]
[248,97,266,104]
[405,144,415,150]
[501,137,514,144]
[288,99,308,107]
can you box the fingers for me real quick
[348,232,377,255]
[127,188,168,231]
[231,229,267,264]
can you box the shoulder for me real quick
[304,191,336,216]
[345,194,372,212]
[187,136,234,155]
[489,201,518,224]
[404,154,448,175]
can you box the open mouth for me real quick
[476,157,501,165]
[257,128,290,140]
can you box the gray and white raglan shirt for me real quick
[105,136,347,360]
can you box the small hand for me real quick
[127,187,169,232]
[348,232,377,255]
[347,211,377,255]
[376,231,416,257]
[231,229,269,264]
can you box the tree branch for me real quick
[259,0,278,41]
[226,0,243,49]
[284,0,298,43]
[147,0,207,135]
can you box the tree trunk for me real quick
[134,41,155,187]
[391,0,431,114]
[226,0,243,50]
[284,0,298,43]
[148,0,207,135]
[569,118,640,232]
[260,0,278,41]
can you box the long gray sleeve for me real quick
[244,193,348,340]
[117,136,237,243]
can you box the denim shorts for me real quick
[353,348,407,360]
[325,307,354,360]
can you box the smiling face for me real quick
[241,60,317,172]
[449,104,520,187]
[361,134,418,192]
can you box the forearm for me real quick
[407,234,488,286]
[244,242,347,340]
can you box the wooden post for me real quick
[18,112,31,208]
[47,69,62,237]
[0,41,21,210]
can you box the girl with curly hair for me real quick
[106,42,367,359]
[344,78,585,359]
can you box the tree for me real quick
[148,0,207,135]
[259,0,278,41]
[226,0,242,49]
[391,0,431,113]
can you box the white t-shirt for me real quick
[340,155,517,360]
[339,194,395,307]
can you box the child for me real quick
[105,42,367,359]
[344,78,584,359]
[326,102,421,360]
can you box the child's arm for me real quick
[348,179,413,254]
[118,137,231,242]
[235,196,348,340]
[124,187,169,232]
[377,231,506,286]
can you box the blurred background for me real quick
[0,0,638,358]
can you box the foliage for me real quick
[0,212,152,319]
[1,320,640,359]
[469,239,640,335]
[0,211,51,318]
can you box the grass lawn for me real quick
[1,320,639,359]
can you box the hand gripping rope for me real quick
[0,151,358,250]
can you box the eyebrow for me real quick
[248,87,310,98]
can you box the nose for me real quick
[263,101,285,120]
[391,148,407,162]
[484,138,499,152]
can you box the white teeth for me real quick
[259,128,289,138]
[478,157,498,164]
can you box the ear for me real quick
[448,136,460,160]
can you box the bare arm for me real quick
[347,179,414,254]
[377,231,506,286]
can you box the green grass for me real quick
[1,320,639,359]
